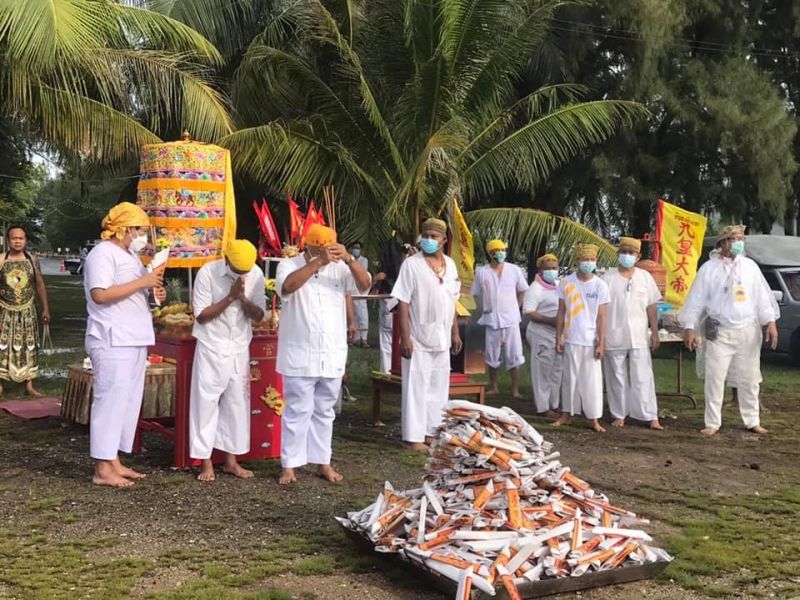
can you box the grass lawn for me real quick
[0,275,797,599]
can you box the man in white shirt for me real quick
[471,239,528,398]
[190,240,266,482]
[348,241,371,347]
[392,218,462,452]
[554,244,610,432]
[680,225,779,436]
[602,237,663,430]
[276,224,371,484]
[523,253,562,416]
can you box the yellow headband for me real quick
[618,236,641,253]
[305,223,337,247]
[225,239,257,272]
[421,218,447,235]
[576,243,599,261]
[536,253,558,270]
[100,202,150,241]
[486,239,506,253]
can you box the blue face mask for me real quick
[579,261,596,274]
[541,269,558,284]
[618,253,637,269]
[494,251,506,263]
[730,240,745,256]
[350,248,361,258]
[420,238,440,255]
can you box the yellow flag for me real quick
[656,200,707,307]
[449,198,476,310]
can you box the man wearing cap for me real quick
[523,253,563,417]
[392,218,462,452]
[680,225,779,436]
[602,237,663,430]
[554,243,610,432]
[276,224,370,484]
[471,239,528,397]
[190,240,266,481]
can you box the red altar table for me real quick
[135,332,282,468]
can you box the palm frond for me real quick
[219,120,386,202]
[462,100,649,197]
[465,207,618,265]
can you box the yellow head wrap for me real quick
[486,239,507,253]
[100,202,150,240]
[225,239,257,272]
[536,253,558,270]
[576,243,599,261]
[618,236,641,253]
[421,218,447,235]
[305,223,337,247]
[717,224,746,244]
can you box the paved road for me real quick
[39,257,73,276]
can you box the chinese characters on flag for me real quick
[655,199,707,306]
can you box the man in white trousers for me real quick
[393,218,462,453]
[602,237,663,430]
[554,244,610,433]
[276,224,371,484]
[190,239,265,482]
[523,253,562,417]
[680,225,779,436]
[349,241,371,347]
[471,239,528,398]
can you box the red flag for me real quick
[287,195,304,245]
[253,198,282,255]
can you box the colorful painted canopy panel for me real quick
[136,141,236,268]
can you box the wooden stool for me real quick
[370,372,485,427]
[60,362,177,425]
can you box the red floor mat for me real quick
[0,397,62,420]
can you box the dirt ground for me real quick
[0,277,798,599]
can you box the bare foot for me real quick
[748,425,768,434]
[372,420,386,427]
[113,459,146,480]
[197,459,216,482]
[92,473,134,488]
[278,468,297,485]
[590,419,606,433]
[318,464,344,483]
[93,461,134,488]
[402,442,429,453]
[700,427,718,436]
[543,410,561,419]
[486,389,499,396]
[612,418,625,428]
[552,415,571,428]
[649,420,664,431]
[511,392,524,400]
[222,460,254,479]
[25,382,43,397]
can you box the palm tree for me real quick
[217,0,648,257]
[0,0,232,163]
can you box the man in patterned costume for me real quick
[0,226,50,396]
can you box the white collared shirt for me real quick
[679,253,779,329]
[602,268,662,350]
[523,277,559,338]
[391,253,460,352]
[192,259,266,355]
[275,255,359,378]
[84,241,154,347]
[471,263,528,329]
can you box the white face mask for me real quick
[129,233,148,254]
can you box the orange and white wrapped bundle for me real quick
[337,401,672,599]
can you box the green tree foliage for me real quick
[538,0,798,236]
[210,0,647,252]
[0,0,231,163]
